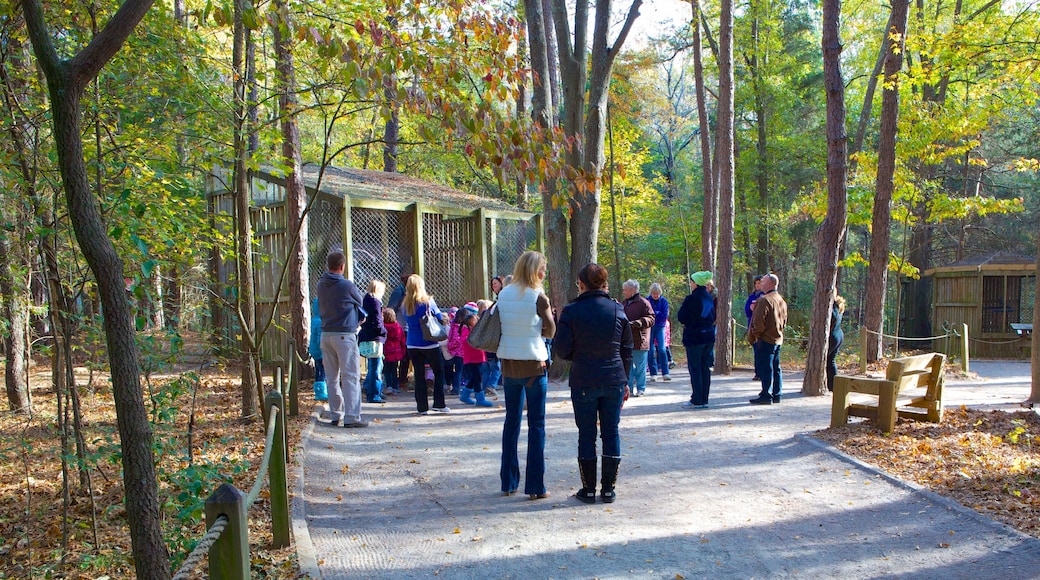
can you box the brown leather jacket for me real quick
[623,294,655,350]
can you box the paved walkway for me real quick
[293,361,1039,579]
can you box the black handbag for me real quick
[466,304,501,352]
[421,306,448,342]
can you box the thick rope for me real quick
[245,405,281,507]
[172,514,229,580]
[863,327,952,341]
[968,336,1028,345]
[172,404,280,576]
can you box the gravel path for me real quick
[294,360,1039,579]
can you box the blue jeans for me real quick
[571,384,624,458]
[500,374,547,494]
[753,341,783,399]
[628,350,649,393]
[685,343,714,405]
[648,326,669,377]
[481,358,502,391]
[314,357,325,383]
[382,360,400,391]
[364,356,383,401]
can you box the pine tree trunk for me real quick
[0,235,30,413]
[691,0,716,272]
[863,0,910,363]
[802,0,848,396]
[233,0,259,417]
[273,0,311,372]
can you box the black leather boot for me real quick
[600,456,621,503]
[576,457,597,504]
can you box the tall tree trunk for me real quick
[863,0,910,363]
[553,0,641,283]
[0,233,30,412]
[750,15,770,276]
[526,0,569,310]
[22,0,172,575]
[273,0,310,370]
[714,0,735,374]
[233,0,259,417]
[802,0,848,396]
[691,0,716,272]
[383,10,401,173]
[850,10,896,159]
[1029,225,1040,403]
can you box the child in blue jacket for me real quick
[309,298,328,401]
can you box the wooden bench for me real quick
[830,352,947,432]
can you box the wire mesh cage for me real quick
[486,216,540,283]
[208,166,539,359]
[350,207,413,298]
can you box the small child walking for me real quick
[309,298,327,401]
[381,308,407,395]
[457,302,493,407]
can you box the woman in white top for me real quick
[496,251,556,500]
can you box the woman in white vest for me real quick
[497,251,556,500]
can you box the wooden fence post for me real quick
[729,317,736,367]
[266,389,291,548]
[860,326,868,374]
[961,323,970,373]
[287,338,299,417]
[205,483,249,580]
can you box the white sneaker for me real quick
[649,376,657,383]
[430,407,451,413]
[663,375,672,382]
[679,401,697,409]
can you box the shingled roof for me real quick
[925,251,1037,275]
[253,164,522,213]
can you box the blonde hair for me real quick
[403,274,432,316]
[834,294,847,314]
[368,279,386,299]
[510,251,547,294]
[382,308,396,324]
[476,299,493,313]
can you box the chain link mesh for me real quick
[422,212,477,308]
[486,216,539,282]
[351,207,413,295]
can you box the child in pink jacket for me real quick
[457,303,493,407]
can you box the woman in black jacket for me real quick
[554,263,633,504]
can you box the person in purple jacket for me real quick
[646,283,671,383]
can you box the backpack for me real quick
[446,322,465,357]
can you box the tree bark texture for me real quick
[233,0,259,417]
[863,0,910,363]
[1030,221,1040,403]
[273,0,311,369]
[851,10,896,159]
[750,16,770,276]
[21,0,172,575]
[0,233,30,412]
[525,0,570,310]
[691,0,716,272]
[802,0,849,396]
[713,0,735,374]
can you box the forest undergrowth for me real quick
[0,352,309,579]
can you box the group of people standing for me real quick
[310,247,811,504]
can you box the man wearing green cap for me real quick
[748,273,788,405]
[677,271,717,408]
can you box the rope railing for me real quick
[172,514,230,580]
[171,376,290,580]
[859,322,971,373]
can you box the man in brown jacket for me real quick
[622,280,656,396]
[748,273,788,405]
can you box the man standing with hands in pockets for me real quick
[748,273,788,405]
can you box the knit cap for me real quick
[691,271,714,286]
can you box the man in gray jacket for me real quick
[317,251,368,427]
